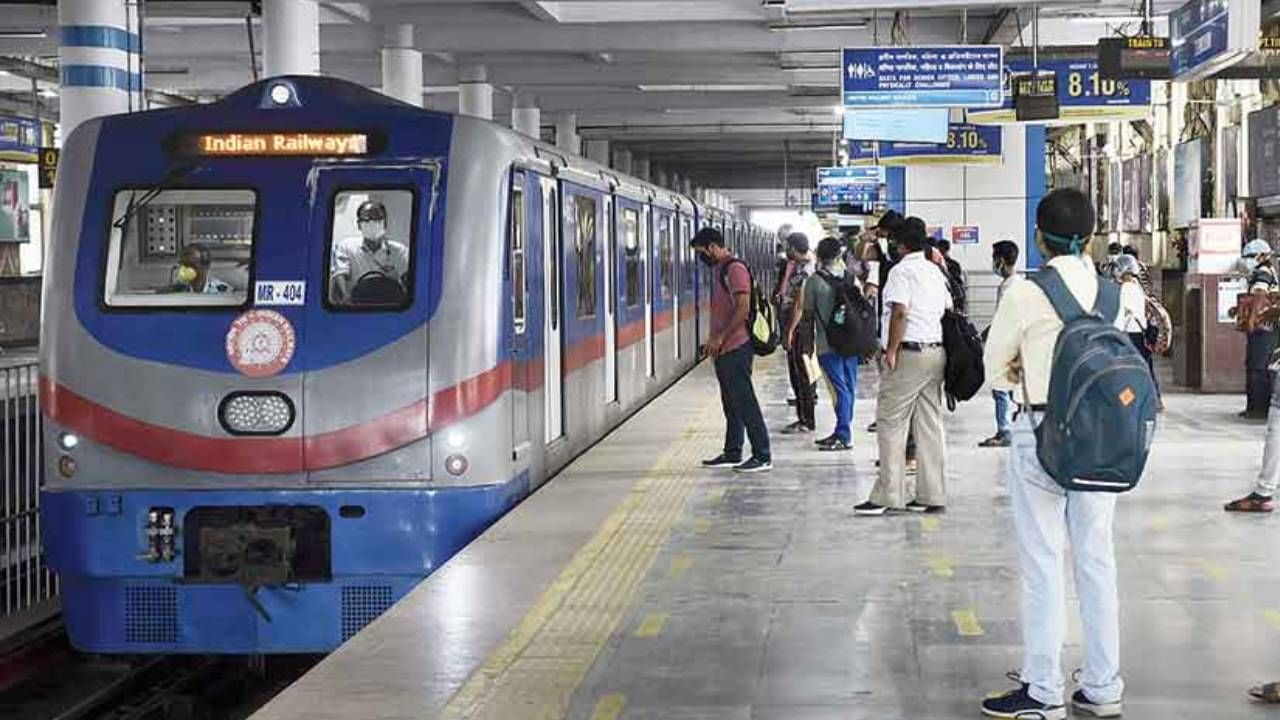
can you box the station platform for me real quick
[251,358,1280,720]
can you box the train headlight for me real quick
[445,430,467,450]
[269,82,293,105]
[218,392,295,436]
[58,432,79,450]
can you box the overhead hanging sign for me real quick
[841,46,1004,108]
[1170,0,1259,80]
[0,117,40,163]
[847,123,1004,166]
[967,59,1152,124]
[815,166,884,207]
[843,108,950,143]
[37,147,58,189]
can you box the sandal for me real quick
[1248,682,1280,703]
[1224,493,1276,513]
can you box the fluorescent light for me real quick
[769,22,868,32]
[639,84,790,92]
[423,85,459,93]
[833,106,845,116]
[0,29,47,39]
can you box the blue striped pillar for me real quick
[58,0,140,138]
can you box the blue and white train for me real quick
[39,76,774,653]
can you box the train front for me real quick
[38,77,512,653]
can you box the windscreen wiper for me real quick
[111,162,203,232]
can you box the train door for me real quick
[509,171,533,464]
[540,176,563,444]
[643,204,655,378]
[672,213,681,360]
[603,193,618,404]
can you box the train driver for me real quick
[330,199,410,305]
[175,244,233,294]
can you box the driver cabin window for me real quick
[103,189,255,308]
[328,189,415,309]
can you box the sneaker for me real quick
[905,501,945,514]
[787,398,797,407]
[780,420,812,435]
[819,439,852,452]
[978,433,1011,448]
[1225,492,1275,513]
[814,434,839,447]
[734,457,772,473]
[853,501,887,516]
[981,682,1066,720]
[1071,690,1122,718]
[867,421,878,433]
[701,453,742,468]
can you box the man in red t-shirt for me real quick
[691,227,771,473]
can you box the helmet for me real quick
[1244,239,1271,258]
[357,200,387,222]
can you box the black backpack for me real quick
[941,309,985,406]
[719,259,779,357]
[814,271,878,359]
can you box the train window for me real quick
[104,189,255,308]
[327,189,415,309]
[622,208,640,307]
[573,195,597,319]
[510,185,527,334]
[659,216,673,299]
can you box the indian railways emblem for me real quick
[226,310,296,378]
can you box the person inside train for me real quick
[855,218,951,516]
[979,240,1020,449]
[693,227,772,474]
[330,199,410,306]
[780,232,818,435]
[174,243,232,294]
[1240,239,1277,420]
[981,188,1124,720]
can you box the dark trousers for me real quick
[714,343,771,462]
[785,315,817,429]
[1126,332,1160,396]
[1247,331,1277,416]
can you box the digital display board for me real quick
[1099,36,1172,79]
[844,108,950,143]
[841,46,1004,108]
[192,132,370,157]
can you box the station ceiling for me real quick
[0,1,1197,203]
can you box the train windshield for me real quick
[326,188,415,309]
[103,188,255,308]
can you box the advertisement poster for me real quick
[1218,277,1247,323]
[0,170,30,243]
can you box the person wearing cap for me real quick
[1239,239,1278,420]
[781,232,819,434]
[330,199,409,305]
[980,188,1125,720]
[691,227,772,473]
[854,218,951,516]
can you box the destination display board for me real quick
[967,59,1151,124]
[841,46,1004,108]
[816,166,884,207]
[181,132,372,157]
[1170,0,1258,80]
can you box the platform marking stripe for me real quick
[693,517,711,534]
[1196,558,1227,581]
[921,517,940,533]
[438,403,719,720]
[1149,516,1169,532]
[1264,609,1280,634]
[952,609,985,637]
[591,693,627,720]
[635,612,669,638]
[705,487,727,504]
[927,554,954,579]
[668,554,694,580]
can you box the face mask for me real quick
[359,220,386,243]
[176,265,197,284]
[992,261,1004,276]
[698,250,716,268]
[1245,257,1260,272]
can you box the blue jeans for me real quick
[993,389,1012,436]
[818,352,860,444]
[713,343,770,462]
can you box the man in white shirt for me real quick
[980,189,1124,720]
[330,200,410,305]
[855,218,952,516]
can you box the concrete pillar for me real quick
[458,64,493,120]
[670,172,682,194]
[683,178,694,196]
[633,157,651,182]
[612,147,632,175]
[264,0,320,77]
[381,24,422,106]
[512,94,541,138]
[585,139,610,165]
[58,0,137,137]
[556,113,580,154]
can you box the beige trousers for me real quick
[870,346,947,508]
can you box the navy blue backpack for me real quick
[1027,268,1158,493]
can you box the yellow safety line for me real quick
[952,608,985,637]
[634,612,669,638]
[1263,609,1280,634]
[921,517,940,533]
[590,693,627,720]
[692,517,711,534]
[1196,558,1227,581]
[704,487,727,504]
[1149,516,1169,532]
[927,554,954,579]
[668,554,694,580]
[437,403,719,720]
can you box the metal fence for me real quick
[1,361,56,623]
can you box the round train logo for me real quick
[225,310,296,377]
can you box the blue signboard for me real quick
[844,108,950,143]
[1170,0,1231,78]
[816,166,884,206]
[842,46,1004,108]
[0,116,40,163]
[967,59,1152,123]
[951,225,980,245]
[847,123,1003,165]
